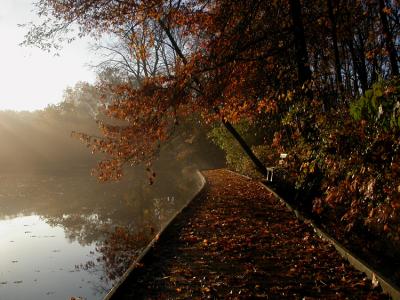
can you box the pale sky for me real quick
[0,0,99,111]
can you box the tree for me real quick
[28,0,297,179]
[378,0,399,75]
[24,0,399,181]
[289,0,312,85]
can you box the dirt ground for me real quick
[111,169,389,299]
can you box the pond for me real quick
[0,215,103,299]
[0,169,200,299]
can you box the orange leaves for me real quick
[69,73,189,181]
[272,131,282,149]
[312,197,323,214]
[382,6,392,15]
[257,98,278,114]
[391,201,400,210]
[37,0,311,183]
[325,187,339,207]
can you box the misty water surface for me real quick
[0,108,223,299]
[0,169,202,300]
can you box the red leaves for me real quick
[115,169,388,298]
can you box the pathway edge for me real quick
[260,180,400,300]
[103,170,206,300]
[224,168,400,300]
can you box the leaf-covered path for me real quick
[112,169,388,299]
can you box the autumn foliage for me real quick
[28,0,400,263]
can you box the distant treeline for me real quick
[0,97,99,172]
[0,79,224,175]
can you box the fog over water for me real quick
[0,108,224,299]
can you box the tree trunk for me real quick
[378,0,399,76]
[327,0,343,87]
[348,38,368,92]
[221,120,269,177]
[159,19,269,177]
[289,0,312,84]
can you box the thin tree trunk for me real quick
[348,47,360,95]
[371,56,379,83]
[289,0,312,84]
[348,38,368,92]
[357,32,370,88]
[327,0,343,87]
[221,120,269,176]
[159,19,269,177]
[378,0,399,75]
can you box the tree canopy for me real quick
[26,0,399,175]
[26,0,400,255]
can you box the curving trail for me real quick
[111,169,388,299]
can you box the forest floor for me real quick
[112,169,389,299]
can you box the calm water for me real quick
[0,169,199,300]
[0,215,103,300]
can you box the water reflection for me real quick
[0,215,105,300]
[0,169,201,299]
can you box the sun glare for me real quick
[0,0,97,111]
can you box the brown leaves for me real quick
[113,169,388,299]
[92,226,155,281]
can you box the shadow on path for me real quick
[110,169,388,299]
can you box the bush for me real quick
[350,77,400,131]
[208,120,279,177]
